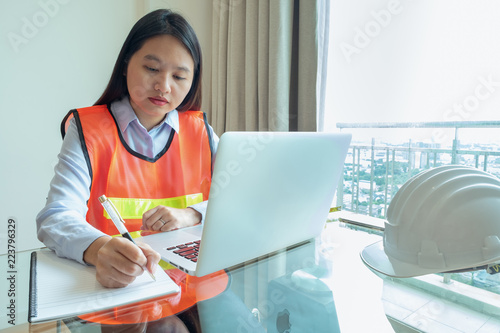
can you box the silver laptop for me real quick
[138,131,351,276]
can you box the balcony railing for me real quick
[336,120,500,219]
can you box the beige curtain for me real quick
[211,0,330,134]
[210,0,330,315]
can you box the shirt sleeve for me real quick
[36,119,107,264]
[188,123,220,224]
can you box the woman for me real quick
[37,9,218,289]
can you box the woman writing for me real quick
[37,9,218,289]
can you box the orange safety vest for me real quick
[62,105,228,326]
[61,104,213,235]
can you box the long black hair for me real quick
[95,9,202,111]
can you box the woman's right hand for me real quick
[84,236,160,288]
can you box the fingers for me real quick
[142,206,165,231]
[137,242,161,276]
[142,206,202,232]
[142,206,178,232]
[96,265,136,288]
[95,237,154,288]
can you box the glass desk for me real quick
[0,223,393,332]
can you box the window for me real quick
[326,0,500,216]
[325,1,500,331]
[325,0,500,132]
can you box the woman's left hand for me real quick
[142,206,201,232]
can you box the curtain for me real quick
[211,0,330,134]
[210,1,330,316]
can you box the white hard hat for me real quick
[361,165,500,278]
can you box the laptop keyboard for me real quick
[167,240,201,262]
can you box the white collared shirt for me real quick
[113,96,180,158]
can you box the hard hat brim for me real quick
[360,240,445,278]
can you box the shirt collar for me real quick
[110,96,179,134]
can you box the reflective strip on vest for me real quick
[104,194,204,219]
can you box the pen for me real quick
[98,195,156,281]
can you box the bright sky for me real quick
[324,0,500,144]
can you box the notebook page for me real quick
[30,249,180,323]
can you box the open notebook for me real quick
[28,249,180,323]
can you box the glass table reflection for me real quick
[4,223,392,332]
